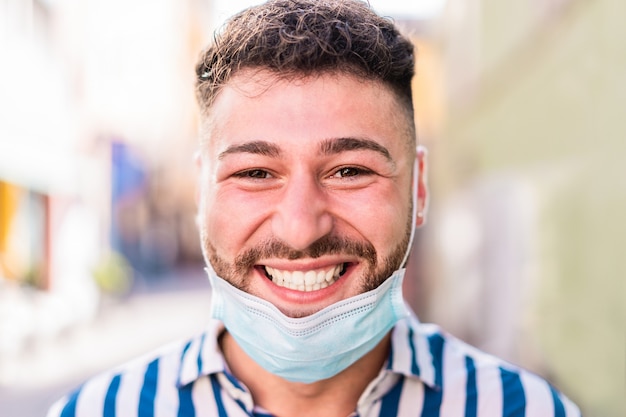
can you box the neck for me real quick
[220,330,391,417]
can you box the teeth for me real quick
[265,264,343,292]
[304,271,316,286]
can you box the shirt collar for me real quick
[177,319,227,387]
[386,311,442,390]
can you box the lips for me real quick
[264,264,346,292]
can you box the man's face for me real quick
[197,70,425,318]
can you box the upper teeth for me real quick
[265,264,343,292]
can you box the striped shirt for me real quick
[47,310,580,417]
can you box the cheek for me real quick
[331,185,411,252]
[372,202,410,251]
[200,185,274,255]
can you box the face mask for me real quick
[207,265,409,383]
[207,157,422,383]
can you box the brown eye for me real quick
[233,169,272,179]
[333,167,371,178]
[246,169,269,179]
[339,168,358,177]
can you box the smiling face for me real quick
[197,70,425,318]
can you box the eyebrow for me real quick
[218,141,282,160]
[319,137,392,161]
[217,137,393,162]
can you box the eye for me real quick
[235,169,273,179]
[332,166,372,178]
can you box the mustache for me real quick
[233,235,377,274]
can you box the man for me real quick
[48,0,580,416]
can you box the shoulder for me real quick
[392,316,581,416]
[47,323,224,417]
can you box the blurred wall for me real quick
[0,0,210,361]
[430,0,625,416]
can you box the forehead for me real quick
[202,70,413,156]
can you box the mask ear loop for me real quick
[399,153,420,269]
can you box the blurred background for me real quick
[0,0,624,416]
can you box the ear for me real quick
[415,145,429,227]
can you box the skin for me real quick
[196,70,428,416]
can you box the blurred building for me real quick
[1,0,212,281]
[412,1,625,416]
[0,0,209,370]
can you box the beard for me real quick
[200,214,413,297]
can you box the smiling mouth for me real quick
[263,263,348,292]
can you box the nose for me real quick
[271,173,333,251]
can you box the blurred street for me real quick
[1,0,625,415]
[0,267,211,417]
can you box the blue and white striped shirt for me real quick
[47,310,580,416]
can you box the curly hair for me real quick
[195,0,416,119]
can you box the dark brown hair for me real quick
[195,0,416,120]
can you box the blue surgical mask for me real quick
[207,265,409,383]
